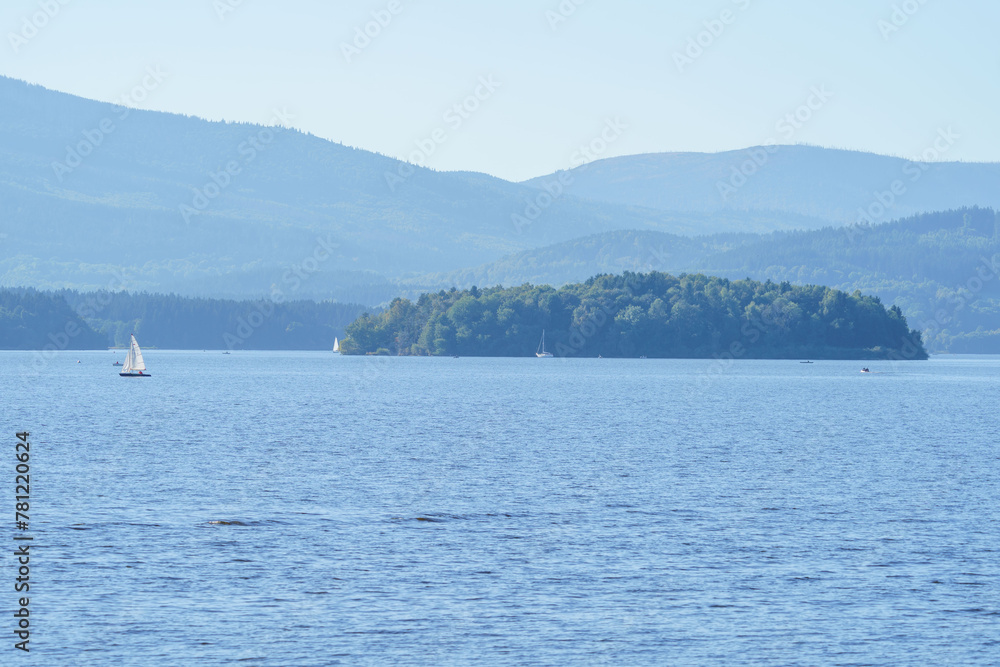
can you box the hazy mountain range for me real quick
[2,76,999,350]
[4,76,999,298]
[0,75,811,301]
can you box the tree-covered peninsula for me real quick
[0,288,366,350]
[342,272,928,360]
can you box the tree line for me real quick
[0,288,366,350]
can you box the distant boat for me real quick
[536,330,553,358]
[333,337,340,353]
[800,361,813,364]
[119,334,151,377]
[223,351,230,355]
[113,361,122,366]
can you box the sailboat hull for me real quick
[536,329,553,357]
[120,334,150,376]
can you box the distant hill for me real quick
[416,208,1000,353]
[522,146,1000,225]
[405,229,749,290]
[0,76,770,302]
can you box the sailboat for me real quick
[333,337,340,353]
[119,334,151,377]
[536,330,553,358]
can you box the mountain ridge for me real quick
[521,144,1000,225]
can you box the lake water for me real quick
[2,352,998,665]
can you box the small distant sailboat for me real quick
[333,337,340,353]
[536,330,553,358]
[119,334,151,377]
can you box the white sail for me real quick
[123,335,146,372]
[536,330,553,357]
[131,336,146,370]
[333,337,340,352]
[122,340,135,372]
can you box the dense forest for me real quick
[343,272,927,360]
[0,288,366,350]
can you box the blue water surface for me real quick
[1,352,998,665]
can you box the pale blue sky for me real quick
[2,0,996,180]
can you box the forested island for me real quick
[342,272,928,360]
